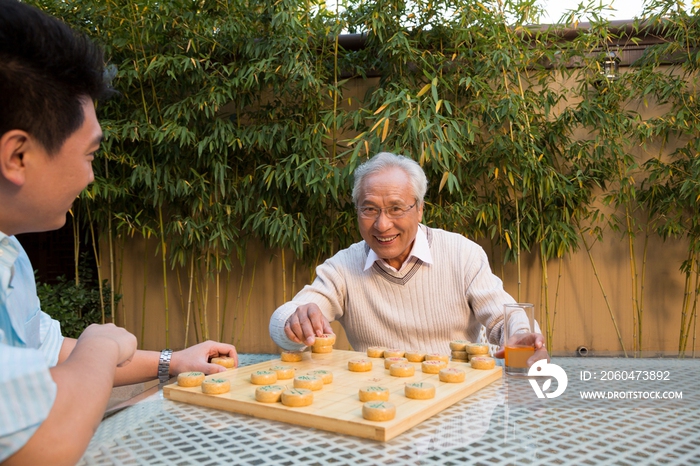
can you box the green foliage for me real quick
[37,256,122,339]
[29,0,700,353]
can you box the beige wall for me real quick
[107,225,692,357]
[108,237,353,354]
[485,233,691,356]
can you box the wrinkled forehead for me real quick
[358,167,416,204]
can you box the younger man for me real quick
[0,1,237,463]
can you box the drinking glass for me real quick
[503,303,535,376]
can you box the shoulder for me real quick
[315,240,368,277]
[425,226,480,249]
[325,240,368,264]
[425,226,488,265]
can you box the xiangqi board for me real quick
[163,349,501,441]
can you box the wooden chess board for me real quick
[163,349,502,441]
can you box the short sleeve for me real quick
[39,311,64,367]
[0,341,57,461]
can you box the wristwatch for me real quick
[158,349,173,384]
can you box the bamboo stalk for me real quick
[639,227,649,354]
[514,187,521,301]
[194,261,204,343]
[282,248,287,302]
[176,267,185,332]
[72,208,80,286]
[579,225,628,357]
[117,236,126,330]
[140,244,148,350]
[106,159,116,327]
[126,0,169,347]
[220,267,231,342]
[625,206,639,355]
[540,243,552,349]
[184,255,194,348]
[692,308,697,358]
[693,262,698,358]
[553,256,563,348]
[681,254,700,355]
[216,251,221,345]
[679,248,694,354]
[231,262,246,345]
[86,206,106,325]
[202,250,211,341]
[158,207,170,347]
[236,258,257,347]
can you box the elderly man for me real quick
[269,152,547,364]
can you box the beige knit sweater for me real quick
[269,226,518,354]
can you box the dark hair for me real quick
[0,0,110,154]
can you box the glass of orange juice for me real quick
[504,303,535,376]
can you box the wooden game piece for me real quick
[358,385,390,402]
[280,351,304,362]
[255,385,284,403]
[177,372,205,387]
[470,356,496,370]
[384,357,407,369]
[201,378,230,394]
[270,365,295,380]
[281,388,313,407]
[311,345,333,354]
[451,350,468,360]
[421,360,446,374]
[383,348,405,358]
[362,401,396,421]
[348,358,372,372]
[250,370,277,385]
[211,356,236,368]
[389,363,415,377]
[366,346,386,358]
[405,382,436,400]
[449,339,471,351]
[425,353,449,363]
[439,368,466,383]
[313,333,336,347]
[405,351,426,362]
[294,375,323,391]
[466,343,490,355]
[308,369,333,384]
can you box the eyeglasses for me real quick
[357,203,417,220]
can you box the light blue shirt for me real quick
[0,232,64,461]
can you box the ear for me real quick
[417,201,424,222]
[0,130,33,186]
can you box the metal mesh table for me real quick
[79,356,700,465]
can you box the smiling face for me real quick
[357,167,423,270]
[0,98,102,235]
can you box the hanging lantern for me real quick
[601,51,620,80]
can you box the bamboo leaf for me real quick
[373,104,388,115]
[438,171,449,193]
[381,117,390,142]
[417,83,431,97]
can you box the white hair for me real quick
[351,152,428,206]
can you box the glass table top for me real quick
[79,355,700,465]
